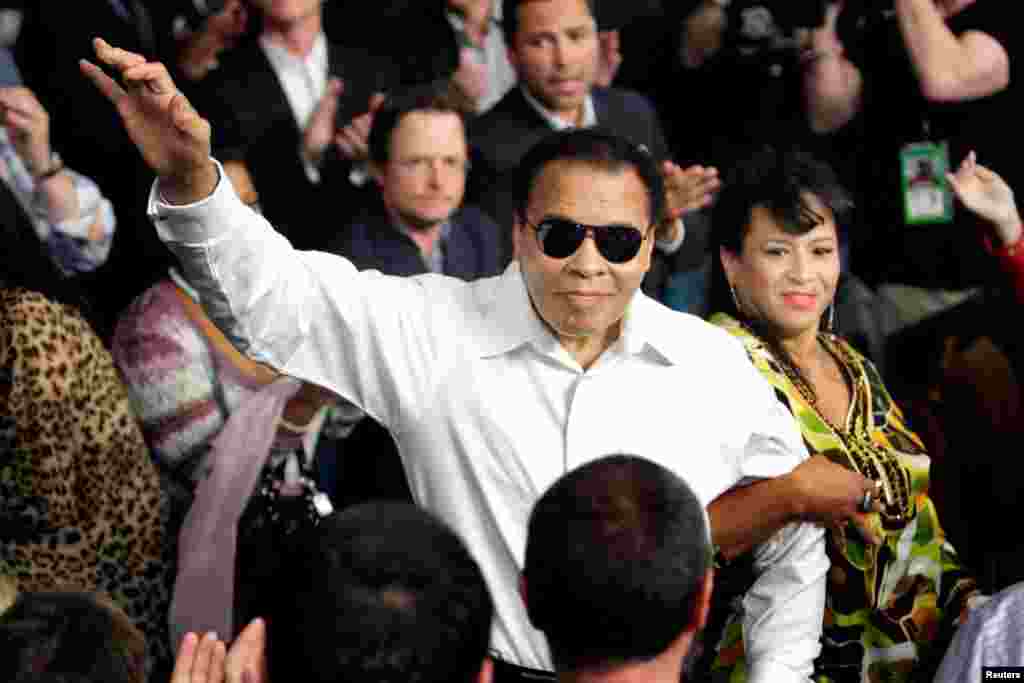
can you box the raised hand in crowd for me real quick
[0,86,58,176]
[172,632,227,683]
[661,160,720,218]
[334,92,387,163]
[80,38,216,205]
[172,619,267,683]
[947,151,1021,248]
[301,77,345,166]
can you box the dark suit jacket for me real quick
[326,200,504,281]
[13,0,176,337]
[195,37,401,252]
[469,85,670,177]
[467,85,673,294]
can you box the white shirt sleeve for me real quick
[146,159,440,430]
[744,521,827,683]
[721,334,826,683]
[934,583,1024,683]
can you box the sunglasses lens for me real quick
[537,219,585,259]
[535,219,644,262]
[596,226,644,263]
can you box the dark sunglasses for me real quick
[529,217,649,264]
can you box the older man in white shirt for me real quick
[85,38,827,683]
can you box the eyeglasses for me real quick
[529,217,649,264]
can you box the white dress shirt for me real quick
[935,584,1022,682]
[148,162,826,683]
[260,32,329,183]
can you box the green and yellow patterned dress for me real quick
[707,314,978,683]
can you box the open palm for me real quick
[80,38,211,182]
[947,152,1019,242]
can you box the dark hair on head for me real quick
[0,185,93,318]
[502,0,598,49]
[0,591,145,683]
[367,81,469,166]
[709,146,851,400]
[524,454,710,671]
[514,127,665,229]
[282,502,494,683]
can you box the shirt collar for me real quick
[259,31,328,74]
[476,262,679,366]
[520,84,597,130]
[393,218,453,274]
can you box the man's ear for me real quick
[512,210,527,260]
[478,657,495,683]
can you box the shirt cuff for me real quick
[148,159,244,245]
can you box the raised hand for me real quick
[303,78,344,166]
[80,37,216,204]
[335,93,386,163]
[662,161,721,220]
[947,151,1021,247]
[225,618,268,683]
[171,632,227,683]
[0,86,55,174]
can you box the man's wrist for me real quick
[30,150,64,181]
[160,160,220,206]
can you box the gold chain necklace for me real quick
[774,333,914,528]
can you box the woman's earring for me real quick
[827,303,836,332]
[729,283,741,314]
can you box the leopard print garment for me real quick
[0,288,174,675]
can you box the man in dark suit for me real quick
[468,0,719,294]
[12,0,172,337]
[329,84,502,281]
[196,0,464,253]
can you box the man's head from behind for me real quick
[503,0,598,122]
[523,455,713,674]
[368,83,470,231]
[0,591,146,683]
[285,502,494,683]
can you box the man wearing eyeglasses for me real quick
[327,84,503,281]
[84,39,826,683]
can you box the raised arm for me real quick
[947,151,1024,303]
[802,1,863,134]
[80,38,218,205]
[895,0,1009,102]
[81,39,443,430]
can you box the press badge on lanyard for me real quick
[900,140,953,225]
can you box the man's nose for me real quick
[566,233,608,276]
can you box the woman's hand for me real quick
[947,151,1022,247]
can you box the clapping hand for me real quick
[171,619,267,683]
[80,37,216,204]
[662,161,721,220]
[947,151,1021,247]
[0,86,55,175]
[335,93,386,163]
